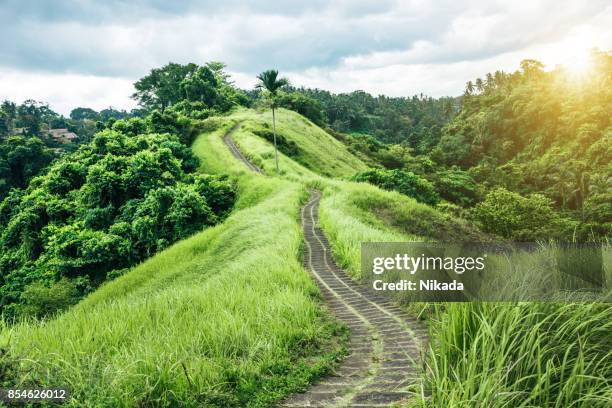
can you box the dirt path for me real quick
[278,190,427,407]
[221,128,427,406]
[223,123,263,173]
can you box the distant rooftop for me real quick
[49,128,78,142]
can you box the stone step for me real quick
[351,391,411,404]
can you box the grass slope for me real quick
[228,108,368,178]
[0,122,347,407]
[4,107,606,408]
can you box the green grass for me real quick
[0,120,348,407]
[228,108,368,179]
[189,110,612,408]
[315,179,611,408]
[317,179,489,280]
[411,302,612,408]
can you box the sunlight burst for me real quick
[561,50,593,76]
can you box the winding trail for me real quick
[222,127,428,407]
[280,191,427,407]
[223,123,263,173]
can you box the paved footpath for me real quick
[223,123,263,173]
[280,191,428,407]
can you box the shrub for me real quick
[0,136,56,200]
[251,126,300,157]
[577,192,612,238]
[432,168,481,207]
[277,92,325,126]
[472,188,566,240]
[14,278,80,319]
[352,169,440,206]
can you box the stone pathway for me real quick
[223,123,263,173]
[280,191,427,407]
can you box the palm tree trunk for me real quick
[272,107,279,175]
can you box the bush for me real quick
[0,136,56,200]
[352,169,440,206]
[251,125,300,157]
[277,93,325,126]
[583,193,612,229]
[472,188,566,240]
[14,278,80,319]
[432,168,481,207]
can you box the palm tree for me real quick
[465,80,475,95]
[475,78,484,93]
[494,70,504,85]
[485,73,494,90]
[256,69,289,175]
[443,99,454,120]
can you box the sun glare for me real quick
[561,50,593,76]
[543,30,597,79]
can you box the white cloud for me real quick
[0,70,136,115]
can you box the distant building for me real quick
[13,127,26,135]
[49,128,78,144]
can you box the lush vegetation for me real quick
[220,100,611,407]
[269,52,611,241]
[352,168,440,206]
[315,151,611,408]
[225,108,368,179]
[0,174,346,407]
[0,99,135,148]
[288,88,455,147]
[132,61,248,115]
[428,52,612,240]
[0,62,260,320]
[0,125,235,320]
[418,302,611,407]
[0,136,56,200]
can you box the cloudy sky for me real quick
[1,0,611,115]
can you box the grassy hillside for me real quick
[0,126,348,407]
[229,108,368,178]
[317,180,488,280]
[220,109,611,407]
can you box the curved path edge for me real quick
[223,122,263,174]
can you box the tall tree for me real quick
[16,100,50,136]
[179,66,218,106]
[485,73,494,90]
[256,70,289,174]
[0,110,8,139]
[132,63,198,112]
[70,107,99,121]
[465,81,475,95]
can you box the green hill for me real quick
[1,174,349,406]
[225,108,369,178]
[4,106,606,408]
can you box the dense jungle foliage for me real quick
[1,52,610,320]
[0,62,246,320]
